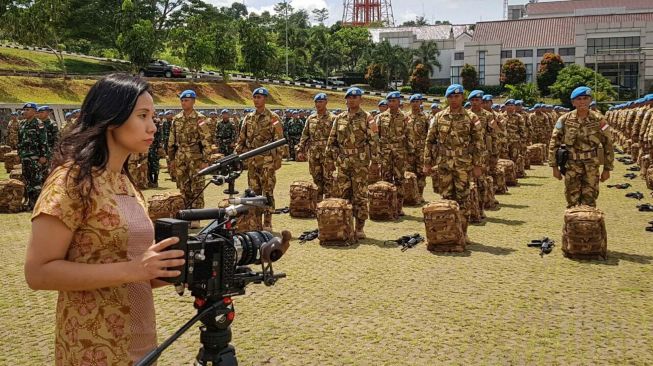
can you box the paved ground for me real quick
[1,155,652,365]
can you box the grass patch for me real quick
[0,47,130,74]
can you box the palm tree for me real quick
[412,40,442,77]
[310,28,342,84]
[372,41,412,89]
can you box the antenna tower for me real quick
[342,0,395,27]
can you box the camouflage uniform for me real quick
[7,118,21,149]
[548,110,614,208]
[205,117,218,146]
[216,118,237,155]
[128,152,149,189]
[470,107,495,212]
[326,109,379,223]
[408,109,430,200]
[286,118,304,160]
[504,112,527,170]
[18,117,50,209]
[425,107,484,230]
[297,110,336,199]
[376,109,415,213]
[167,110,213,209]
[0,118,7,145]
[147,118,162,187]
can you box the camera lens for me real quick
[233,231,273,266]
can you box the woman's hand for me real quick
[130,237,185,282]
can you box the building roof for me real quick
[368,25,472,43]
[527,0,653,16]
[471,12,653,48]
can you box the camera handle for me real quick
[135,297,238,366]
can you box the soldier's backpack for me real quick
[368,162,382,184]
[527,145,543,165]
[0,145,11,162]
[515,155,526,178]
[498,159,517,186]
[4,151,19,173]
[466,182,482,223]
[533,143,547,163]
[646,167,653,191]
[494,168,508,194]
[562,205,607,260]
[9,169,22,182]
[630,143,640,162]
[483,176,497,210]
[289,181,318,218]
[0,179,25,213]
[422,200,465,252]
[147,192,185,222]
[368,181,398,221]
[403,171,420,206]
[219,198,263,232]
[316,198,355,246]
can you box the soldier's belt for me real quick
[570,149,598,160]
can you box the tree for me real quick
[365,63,386,90]
[310,28,342,84]
[410,64,431,93]
[367,41,412,89]
[536,53,565,96]
[549,64,616,107]
[332,26,373,71]
[240,20,277,78]
[117,19,158,71]
[312,8,328,25]
[411,40,441,77]
[211,20,238,79]
[402,16,428,27]
[505,83,540,105]
[460,64,478,90]
[501,59,527,85]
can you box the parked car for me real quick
[139,60,187,78]
[327,78,346,86]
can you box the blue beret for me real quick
[72,109,81,114]
[253,87,269,97]
[571,86,591,100]
[36,105,51,112]
[445,84,464,97]
[515,100,524,106]
[409,94,424,102]
[468,90,484,100]
[430,103,440,109]
[180,90,196,99]
[209,111,218,116]
[221,109,230,114]
[64,112,71,118]
[378,99,388,106]
[590,101,597,107]
[164,110,173,115]
[345,87,363,98]
[386,91,402,100]
[314,93,327,101]
[464,102,471,108]
[22,102,38,109]
[482,95,493,101]
[505,99,516,105]
[635,98,645,104]
[157,112,164,117]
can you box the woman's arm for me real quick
[25,214,184,292]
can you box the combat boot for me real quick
[263,213,273,231]
[355,219,366,239]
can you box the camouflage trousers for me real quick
[247,163,277,215]
[564,161,600,208]
[217,139,234,155]
[409,149,427,195]
[147,150,159,184]
[437,164,471,219]
[288,136,301,160]
[380,150,407,210]
[22,158,45,208]
[334,164,369,221]
[174,155,205,209]
[308,153,333,199]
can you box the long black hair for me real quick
[53,73,150,213]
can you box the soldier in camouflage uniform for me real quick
[376,91,415,216]
[297,93,335,199]
[206,111,219,146]
[18,103,50,210]
[235,87,284,231]
[285,111,304,161]
[167,90,213,228]
[0,114,8,145]
[407,94,429,203]
[424,85,484,237]
[469,90,498,214]
[503,99,527,174]
[216,109,237,155]
[147,113,163,188]
[36,106,58,175]
[7,112,21,149]
[548,86,614,208]
[482,95,504,181]
[326,87,379,239]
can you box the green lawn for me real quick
[0,47,130,74]
[1,155,652,365]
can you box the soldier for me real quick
[206,111,219,146]
[286,110,304,161]
[482,95,504,180]
[297,93,335,199]
[36,105,58,153]
[503,99,527,175]
[424,84,484,238]
[469,90,498,214]
[235,87,284,231]
[161,110,175,181]
[548,86,614,208]
[0,114,7,145]
[18,102,50,210]
[378,99,389,114]
[326,87,378,239]
[167,90,213,228]
[429,103,441,121]
[213,109,236,155]
[6,112,21,149]
[147,113,163,188]
[407,93,429,203]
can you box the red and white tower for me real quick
[342,0,395,27]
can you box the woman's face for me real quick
[110,92,157,154]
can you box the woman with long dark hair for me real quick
[24,74,185,365]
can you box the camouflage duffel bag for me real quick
[532,142,547,163]
[403,171,420,206]
[422,200,465,252]
[0,179,25,213]
[497,159,517,186]
[562,205,607,260]
[289,181,318,218]
[9,169,23,182]
[219,198,263,232]
[483,176,497,210]
[368,162,382,184]
[466,182,482,224]
[4,151,20,173]
[646,167,653,191]
[494,167,508,194]
[316,198,355,246]
[147,192,185,221]
[527,145,543,165]
[0,145,11,162]
[368,181,398,221]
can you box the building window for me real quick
[587,36,641,55]
[526,63,533,82]
[559,47,576,56]
[450,66,462,84]
[516,49,533,58]
[478,51,486,86]
[501,50,512,59]
[454,52,464,61]
[537,48,555,57]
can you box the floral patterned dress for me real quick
[32,163,157,365]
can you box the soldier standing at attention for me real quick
[326,87,379,238]
[469,90,498,214]
[216,108,237,155]
[548,86,614,208]
[167,90,213,228]
[206,111,219,146]
[503,99,527,171]
[7,111,21,149]
[424,84,484,238]
[287,110,305,161]
[407,93,429,203]
[235,87,284,231]
[147,112,163,188]
[18,102,50,210]
[36,106,59,166]
[297,93,335,200]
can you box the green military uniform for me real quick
[147,118,162,187]
[286,117,304,160]
[216,118,237,155]
[297,110,335,199]
[18,117,50,209]
[408,108,430,201]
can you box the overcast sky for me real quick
[206,0,538,25]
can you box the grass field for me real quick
[1,154,652,365]
[0,47,130,74]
